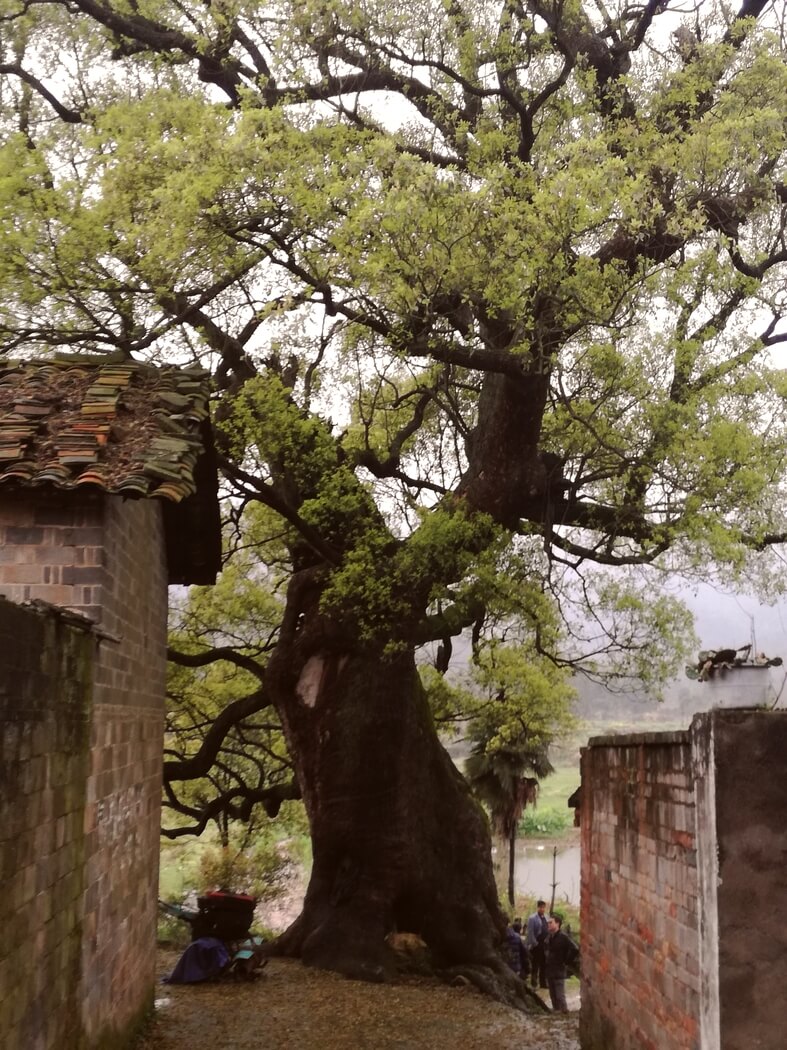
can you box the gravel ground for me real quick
[139,951,581,1050]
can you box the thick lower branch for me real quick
[168,645,266,678]
[161,779,301,837]
[163,686,272,781]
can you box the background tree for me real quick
[1,0,786,1005]
[466,729,553,909]
[458,604,574,908]
[165,556,296,839]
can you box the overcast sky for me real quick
[682,583,787,658]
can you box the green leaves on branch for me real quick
[319,503,501,645]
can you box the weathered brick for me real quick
[4,525,45,545]
[1,563,45,584]
[62,526,104,546]
[581,734,699,1050]
[61,566,106,586]
[23,584,76,606]
[1,496,168,1050]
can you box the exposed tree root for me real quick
[439,963,550,1013]
[272,924,548,1013]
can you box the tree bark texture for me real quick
[269,640,512,982]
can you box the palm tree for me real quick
[465,730,554,908]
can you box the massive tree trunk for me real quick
[259,372,557,1006]
[265,577,531,1004]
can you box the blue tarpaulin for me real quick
[163,937,231,984]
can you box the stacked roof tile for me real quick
[0,355,222,584]
[0,357,211,502]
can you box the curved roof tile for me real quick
[0,355,221,584]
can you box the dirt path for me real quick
[139,951,581,1050]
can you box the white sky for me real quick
[683,583,787,655]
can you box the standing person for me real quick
[513,920,531,981]
[504,920,529,978]
[525,900,549,989]
[544,913,579,1013]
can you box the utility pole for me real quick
[549,845,558,913]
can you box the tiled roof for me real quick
[0,356,222,584]
[0,357,210,502]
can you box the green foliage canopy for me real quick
[2,0,787,828]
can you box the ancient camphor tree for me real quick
[1,0,786,1002]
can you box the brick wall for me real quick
[81,495,168,1046]
[0,599,93,1049]
[579,732,700,1050]
[0,491,106,620]
[580,711,787,1049]
[0,490,169,1048]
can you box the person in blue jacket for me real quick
[525,900,549,989]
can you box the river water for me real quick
[512,834,582,906]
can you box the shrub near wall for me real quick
[0,598,93,1050]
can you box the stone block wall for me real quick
[0,599,93,1049]
[579,731,700,1050]
[0,490,169,1049]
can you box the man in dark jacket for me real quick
[544,913,579,1012]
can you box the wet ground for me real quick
[139,950,581,1050]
